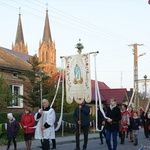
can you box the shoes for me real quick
[51,147,56,149]
[129,140,133,142]
[100,142,103,145]
[74,148,80,150]
[82,149,86,150]
[134,143,138,146]
[120,141,124,144]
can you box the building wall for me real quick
[0,70,30,112]
[38,40,56,77]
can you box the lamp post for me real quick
[144,75,147,98]
[36,69,45,108]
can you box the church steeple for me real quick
[38,9,56,77]
[12,12,28,54]
[42,9,52,43]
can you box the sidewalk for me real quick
[0,132,100,150]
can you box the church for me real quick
[0,9,57,112]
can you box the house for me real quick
[0,47,31,112]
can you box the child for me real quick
[130,111,141,146]
[6,113,19,150]
[20,107,35,150]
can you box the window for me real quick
[42,52,44,61]
[12,73,18,78]
[9,85,23,108]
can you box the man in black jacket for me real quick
[105,97,121,150]
[73,101,90,150]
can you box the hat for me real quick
[7,113,14,120]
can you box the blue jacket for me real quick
[73,104,90,127]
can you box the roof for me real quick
[0,47,31,72]
[99,88,129,104]
[91,79,110,90]
[15,14,24,44]
[3,47,31,62]
[42,10,52,43]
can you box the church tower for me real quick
[38,9,56,76]
[12,13,28,54]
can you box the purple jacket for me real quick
[7,119,19,137]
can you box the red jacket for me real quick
[20,113,35,134]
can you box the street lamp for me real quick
[144,75,147,98]
[36,69,46,108]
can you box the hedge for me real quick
[0,112,95,138]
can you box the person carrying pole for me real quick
[73,100,90,150]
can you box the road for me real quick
[1,128,150,150]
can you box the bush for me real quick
[0,112,95,145]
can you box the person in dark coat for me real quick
[97,104,106,144]
[141,108,150,139]
[6,113,19,150]
[105,97,121,150]
[73,100,90,150]
[130,111,141,146]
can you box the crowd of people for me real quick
[5,97,150,150]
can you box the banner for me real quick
[65,53,91,104]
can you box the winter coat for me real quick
[34,106,55,139]
[131,117,141,130]
[7,118,19,138]
[119,110,130,132]
[73,104,90,127]
[20,113,35,134]
[105,105,121,131]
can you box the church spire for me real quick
[15,12,24,45]
[38,8,56,77]
[12,10,28,54]
[42,9,52,43]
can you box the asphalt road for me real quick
[1,128,150,150]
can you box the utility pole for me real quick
[129,43,144,111]
[133,43,139,111]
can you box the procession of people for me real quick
[5,97,150,150]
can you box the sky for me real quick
[0,0,150,92]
